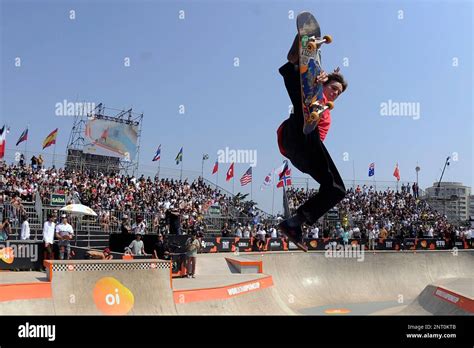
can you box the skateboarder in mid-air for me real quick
[277,13,348,251]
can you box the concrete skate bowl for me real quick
[0,251,472,315]
[238,250,473,315]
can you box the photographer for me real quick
[185,232,201,278]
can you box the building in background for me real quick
[425,182,470,223]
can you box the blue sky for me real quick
[1,0,472,214]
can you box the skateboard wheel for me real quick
[310,112,320,122]
[306,41,317,51]
[323,35,332,44]
[326,101,334,110]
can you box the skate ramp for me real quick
[0,259,177,315]
[0,251,472,315]
[399,278,473,315]
[236,250,474,314]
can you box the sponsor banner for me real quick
[408,238,438,250]
[216,237,235,253]
[233,238,253,252]
[50,193,66,206]
[264,238,287,251]
[305,238,327,251]
[304,238,367,251]
[200,237,218,253]
[376,238,401,250]
[0,241,44,270]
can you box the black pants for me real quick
[277,62,346,225]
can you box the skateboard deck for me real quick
[297,11,334,135]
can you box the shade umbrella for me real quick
[60,204,97,248]
[60,204,97,216]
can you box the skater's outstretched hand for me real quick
[316,71,328,84]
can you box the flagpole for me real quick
[24,137,27,160]
[352,160,355,190]
[250,174,253,201]
[233,174,235,195]
[180,159,183,181]
[216,168,218,189]
[157,159,161,180]
[271,171,275,216]
[52,142,57,168]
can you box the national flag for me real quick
[42,128,58,149]
[152,145,161,162]
[0,125,6,159]
[277,168,292,188]
[260,171,273,190]
[277,160,289,180]
[226,162,234,181]
[368,162,375,177]
[393,163,400,181]
[212,160,218,175]
[240,167,252,186]
[16,128,28,146]
[175,147,183,165]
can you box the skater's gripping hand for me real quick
[316,71,328,84]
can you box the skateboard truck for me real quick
[308,101,334,123]
[306,35,332,51]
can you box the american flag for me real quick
[240,167,252,186]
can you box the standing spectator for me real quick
[166,209,181,235]
[20,215,31,240]
[19,154,25,167]
[120,216,131,234]
[0,218,11,241]
[43,214,56,260]
[153,234,170,260]
[352,226,361,239]
[368,224,377,251]
[379,226,388,239]
[185,232,201,278]
[342,229,350,246]
[55,215,74,260]
[235,223,243,238]
[37,155,44,170]
[132,215,147,235]
[311,225,319,239]
[243,225,251,238]
[127,233,145,256]
[221,222,231,237]
[30,156,38,170]
[269,225,277,238]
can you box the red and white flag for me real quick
[0,125,6,160]
[393,163,400,181]
[226,162,234,181]
[212,160,218,175]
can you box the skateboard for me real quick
[296,11,334,135]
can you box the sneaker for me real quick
[191,274,195,278]
[187,274,191,278]
[278,219,308,252]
